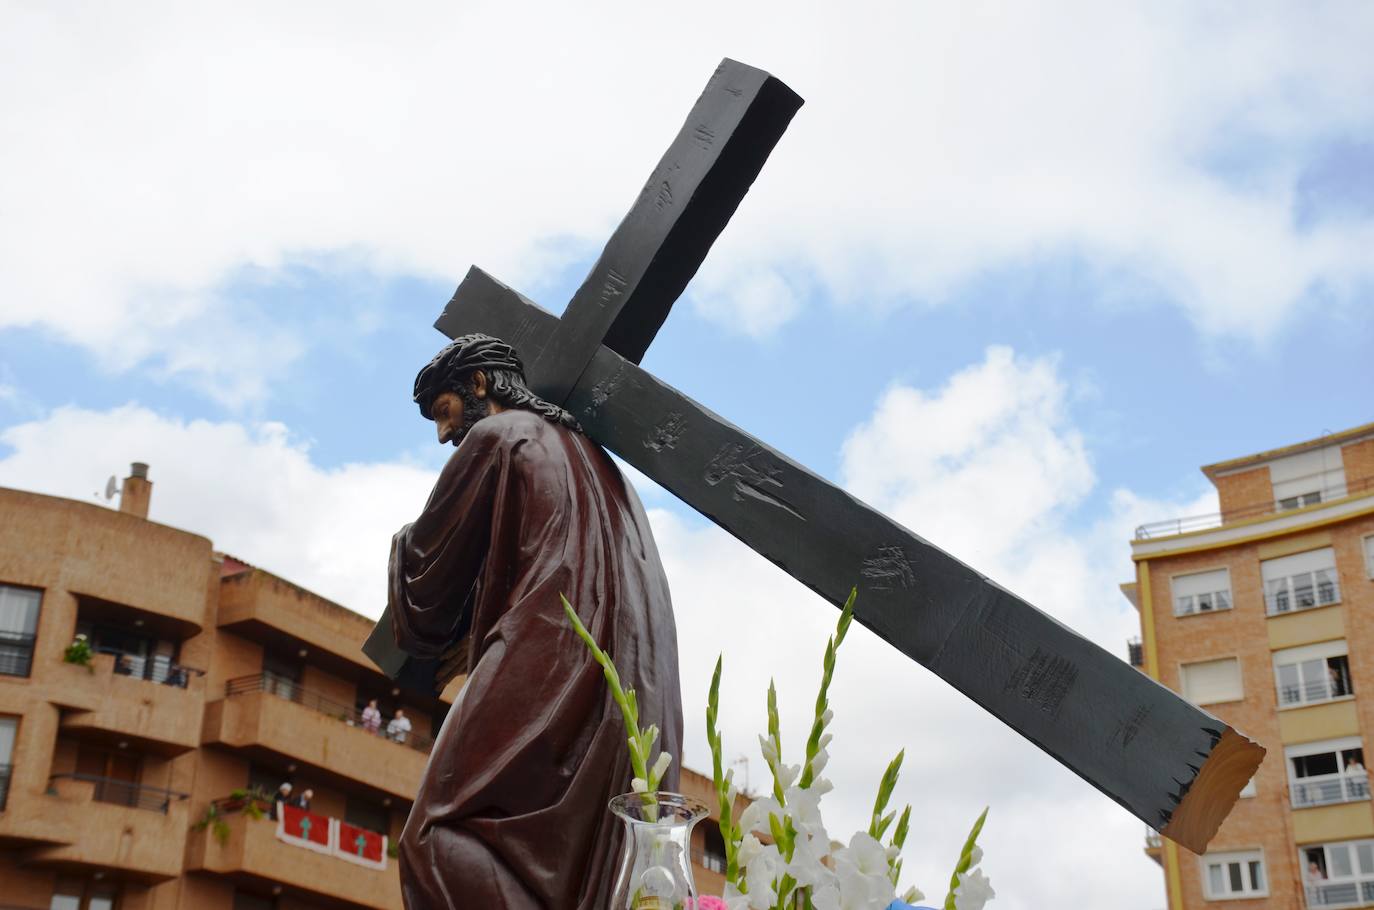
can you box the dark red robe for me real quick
[389,409,682,909]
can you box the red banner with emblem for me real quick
[276,803,334,855]
[335,820,388,870]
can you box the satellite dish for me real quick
[104,476,118,501]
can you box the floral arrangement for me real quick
[562,589,995,910]
[707,589,994,910]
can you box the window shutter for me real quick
[1181,658,1243,705]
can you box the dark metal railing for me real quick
[1135,473,1374,539]
[0,763,11,812]
[0,632,36,677]
[47,773,189,814]
[226,671,435,754]
[99,648,205,688]
[1127,638,1144,668]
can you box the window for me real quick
[1171,568,1232,617]
[1274,641,1353,708]
[1271,448,1346,511]
[1201,849,1267,900]
[0,716,16,812]
[700,825,728,874]
[232,892,276,910]
[1286,738,1369,808]
[1301,839,1374,907]
[1364,535,1374,580]
[0,584,41,677]
[345,796,389,835]
[1181,658,1244,706]
[1262,548,1340,615]
[50,876,119,910]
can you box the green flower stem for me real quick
[561,594,666,791]
[868,749,904,840]
[799,588,855,789]
[707,655,743,887]
[942,807,989,910]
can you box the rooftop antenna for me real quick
[104,475,119,501]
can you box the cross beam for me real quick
[366,59,1263,854]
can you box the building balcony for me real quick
[185,809,400,910]
[1292,773,1370,810]
[50,652,206,756]
[1144,828,1163,866]
[1126,638,1144,668]
[1134,473,1374,540]
[21,774,190,882]
[1306,877,1374,908]
[203,674,430,800]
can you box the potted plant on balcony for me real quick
[63,634,94,673]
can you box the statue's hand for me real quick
[434,637,470,695]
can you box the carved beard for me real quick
[451,384,490,446]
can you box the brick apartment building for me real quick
[0,466,740,909]
[1127,423,1374,909]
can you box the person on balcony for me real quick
[270,782,293,820]
[387,708,412,744]
[362,698,383,734]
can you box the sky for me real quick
[2,2,1373,907]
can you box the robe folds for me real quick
[389,409,682,909]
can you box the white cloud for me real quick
[0,404,435,613]
[2,2,1373,399]
[0,350,1227,907]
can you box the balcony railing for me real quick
[0,763,11,812]
[1134,473,1374,539]
[1126,638,1144,668]
[99,648,205,688]
[1291,773,1370,809]
[1265,569,1341,616]
[48,773,190,814]
[1280,676,1352,708]
[226,672,435,755]
[691,849,727,873]
[1306,878,1374,908]
[0,631,36,677]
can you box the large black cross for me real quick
[365,59,1262,853]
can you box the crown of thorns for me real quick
[412,334,526,419]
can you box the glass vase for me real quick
[608,791,709,910]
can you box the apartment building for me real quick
[0,466,740,909]
[1128,423,1374,909]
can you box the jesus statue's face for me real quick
[430,371,502,446]
[431,391,467,446]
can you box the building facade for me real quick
[1129,424,1374,909]
[0,467,739,909]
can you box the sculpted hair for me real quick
[413,333,581,432]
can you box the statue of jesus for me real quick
[388,333,683,908]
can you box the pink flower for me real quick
[696,897,729,910]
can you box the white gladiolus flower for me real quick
[782,786,827,842]
[743,843,784,910]
[953,867,995,910]
[737,833,766,867]
[737,797,781,837]
[785,832,833,889]
[650,751,672,782]
[809,746,830,776]
[758,734,779,767]
[777,762,801,790]
[969,845,983,866]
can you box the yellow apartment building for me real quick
[1128,423,1374,909]
[0,466,743,909]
